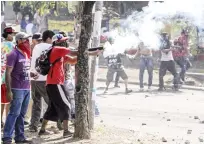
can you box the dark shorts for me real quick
[44,84,71,122]
[106,67,128,82]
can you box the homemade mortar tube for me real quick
[88,46,104,51]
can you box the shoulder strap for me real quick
[50,58,61,78]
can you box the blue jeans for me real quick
[175,57,191,81]
[139,56,153,88]
[2,89,30,143]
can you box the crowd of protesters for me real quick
[1,11,192,144]
[103,29,192,93]
[1,25,102,143]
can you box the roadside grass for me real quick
[48,20,74,32]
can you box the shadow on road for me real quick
[97,88,183,97]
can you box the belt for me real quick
[141,55,152,58]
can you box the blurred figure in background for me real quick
[134,41,154,91]
[158,32,179,91]
[20,14,32,32]
[59,31,76,121]
[103,37,132,94]
[173,29,192,83]
[1,27,17,129]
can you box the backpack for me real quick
[35,47,61,77]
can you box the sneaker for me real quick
[173,85,179,91]
[24,121,29,126]
[38,129,51,136]
[104,88,108,94]
[125,88,132,94]
[29,125,38,132]
[114,85,120,88]
[147,86,151,91]
[158,87,164,91]
[57,120,63,130]
[63,130,73,138]
[139,88,144,92]
[179,80,184,84]
[15,139,32,144]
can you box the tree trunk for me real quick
[74,1,95,139]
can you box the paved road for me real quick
[96,82,204,144]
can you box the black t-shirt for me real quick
[160,38,171,50]
[107,54,122,68]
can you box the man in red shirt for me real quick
[172,29,192,82]
[38,34,101,138]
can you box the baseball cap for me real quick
[32,33,42,40]
[59,31,67,37]
[52,34,68,42]
[15,32,31,41]
[4,27,18,34]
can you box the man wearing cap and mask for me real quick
[2,32,37,144]
[1,27,17,129]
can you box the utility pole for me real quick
[88,1,103,130]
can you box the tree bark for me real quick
[74,1,95,139]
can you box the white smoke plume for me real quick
[103,0,204,56]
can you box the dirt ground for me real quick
[97,67,204,87]
[2,82,204,144]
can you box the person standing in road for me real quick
[158,32,179,91]
[38,34,102,137]
[1,27,17,129]
[103,37,132,94]
[29,30,62,132]
[173,29,192,83]
[2,32,38,144]
[134,41,154,91]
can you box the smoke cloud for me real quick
[103,0,204,56]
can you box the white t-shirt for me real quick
[160,51,174,61]
[31,43,52,81]
[26,23,34,35]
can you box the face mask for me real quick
[25,17,29,21]
[18,40,31,59]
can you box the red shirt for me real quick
[173,36,188,58]
[172,49,186,58]
[46,46,71,85]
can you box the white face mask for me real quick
[25,17,29,21]
[1,16,4,23]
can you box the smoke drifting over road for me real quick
[104,0,204,56]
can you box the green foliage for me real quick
[48,20,74,32]
[9,1,73,15]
